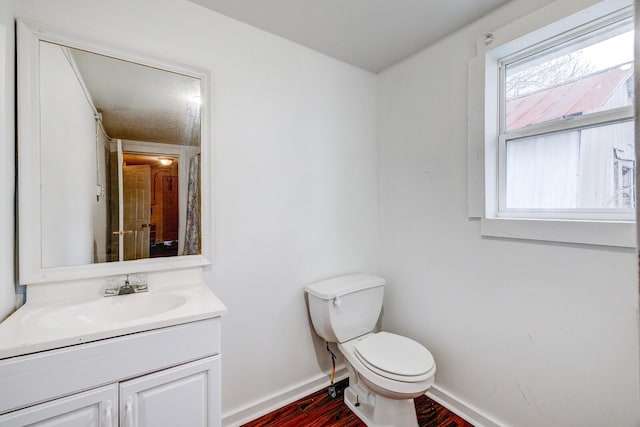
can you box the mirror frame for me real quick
[17,19,212,284]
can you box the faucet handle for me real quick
[128,273,149,293]
[104,275,128,296]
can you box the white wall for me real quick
[14,0,378,422]
[40,42,96,267]
[377,0,640,426]
[0,0,17,321]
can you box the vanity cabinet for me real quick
[0,317,223,427]
[0,356,220,427]
[119,356,220,427]
[0,384,118,427]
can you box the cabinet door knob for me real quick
[104,400,113,427]
[125,396,134,427]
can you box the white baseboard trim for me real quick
[427,384,504,427]
[222,367,348,427]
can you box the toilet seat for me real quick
[354,332,435,383]
[339,332,436,401]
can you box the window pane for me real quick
[505,121,635,209]
[505,23,634,131]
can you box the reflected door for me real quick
[123,165,151,260]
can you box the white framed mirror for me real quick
[17,20,212,284]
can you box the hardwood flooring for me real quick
[242,378,473,427]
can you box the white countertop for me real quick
[0,274,226,360]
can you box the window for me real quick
[468,0,636,247]
[497,10,634,220]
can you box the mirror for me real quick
[18,21,211,284]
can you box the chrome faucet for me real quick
[104,274,149,296]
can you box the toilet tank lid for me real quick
[306,274,385,299]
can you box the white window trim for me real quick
[467,0,636,248]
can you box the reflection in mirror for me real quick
[121,152,180,260]
[39,41,202,268]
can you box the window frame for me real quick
[496,9,635,221]
[467,0,636,248]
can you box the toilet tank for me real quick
[306,274,385,343]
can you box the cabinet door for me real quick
[0,384,117,427]
[119,356,220,427]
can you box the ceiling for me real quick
[188,0,511,72]
[68,45,202,146]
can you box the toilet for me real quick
[306,273,436,427]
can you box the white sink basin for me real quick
[0,273,228,359]
[22,293,188,328]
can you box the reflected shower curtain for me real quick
[184,154,201,255]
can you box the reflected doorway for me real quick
[121,152,179,259]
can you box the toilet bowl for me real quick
[305,274,437,427]
[339,332,435,426]
[340,332,436,398]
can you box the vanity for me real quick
[0,270,226,426]
[0,20,224,427]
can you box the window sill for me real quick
[480,217,636,248]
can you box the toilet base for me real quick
[343,384,419,427]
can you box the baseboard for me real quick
[427,384,504,427]
[222,367,348,427]
[221,371,504,427]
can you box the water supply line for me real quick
[326,342,337,398]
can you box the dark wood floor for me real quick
[242,378,473,427]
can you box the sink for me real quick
[22,292,188,328]
[0,278,227,359]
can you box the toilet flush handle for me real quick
[333,296,342,307]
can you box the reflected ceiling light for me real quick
[191,95,202,105]
[159,158,173,166]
